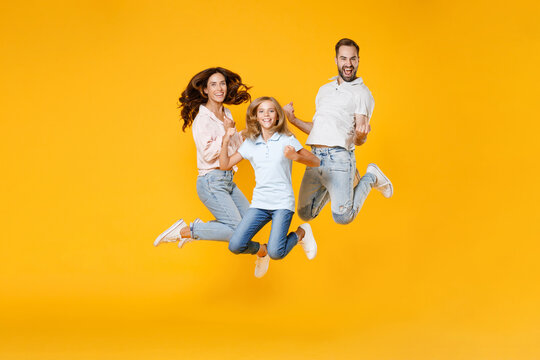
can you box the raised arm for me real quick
[284,146,320,167]
[219,128,244,170]
[283,102,313,135]
[353,113,371,146]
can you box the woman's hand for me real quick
[223,127,235,143]
[223,115,235,130]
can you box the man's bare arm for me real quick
[354,114,371,146]
[283,102,313,135]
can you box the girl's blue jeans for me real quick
[228,208,299,260]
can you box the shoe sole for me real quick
[178,238,192,249]
[153,219,184,247]
[367,163,393,198]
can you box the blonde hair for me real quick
[243,97,292,140]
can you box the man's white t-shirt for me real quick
[306,77,374,150]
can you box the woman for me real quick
[154,67,251,248]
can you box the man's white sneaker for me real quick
[298,223,317,260]
[178,218,203,249]
[153,219,187,247]
[254,254,270,278]
[366,163,393,198]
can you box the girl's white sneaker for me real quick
[254,255,270,278]
[298,223,317,260]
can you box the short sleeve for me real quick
[237,139,250,160]
[354,94,369,117]
[315,87,322,108]
[354,89,374,119]
[289,135,303,152]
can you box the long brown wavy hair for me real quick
[243,97,292,141]
[178,67,251,132]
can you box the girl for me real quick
[219,97,320,278]
[154,67,251,248]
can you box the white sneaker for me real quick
[153,219,187,247]
[298,223,317,260]
[178,218,203,249]
[366,163,393,198]
[254,255,270,278]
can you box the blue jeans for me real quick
[191,170,250,241]
[297,147,376,225]
[228,208,299,260]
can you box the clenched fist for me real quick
[223,115,235,130]
[283,145,298,160]
[354,114,371,145]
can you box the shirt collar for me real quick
[198,104,230,122]
[329,76,364,86]
[255,132,282,144]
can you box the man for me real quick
[283,38,393,225]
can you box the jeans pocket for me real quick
[328,161,350,172]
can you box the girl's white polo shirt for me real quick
[238,132,303,212]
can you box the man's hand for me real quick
[354,114,371,145]
[283,101,313,135]
[283,145,298,161]
[283,102,295,122]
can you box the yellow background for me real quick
[1,0,539,359]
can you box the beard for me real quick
[337,65,358,82]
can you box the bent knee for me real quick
[267,248,286,260]
[297,206,315,222]
[228,240,244,254]
[332,211,354,225]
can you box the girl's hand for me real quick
[283,145,298,160]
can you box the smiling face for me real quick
[335,45,359,83]
[203,72,227,104]
[256,100,278,130]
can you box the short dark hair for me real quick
[335,38,359,56]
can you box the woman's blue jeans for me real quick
[228,208,299,260]
[191,170,250,241]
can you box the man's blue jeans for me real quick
[228,208,299,260]
[191,170,250,241]
[297,147,375,224]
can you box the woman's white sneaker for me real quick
[254,255,270,278]
[366,163,393,198]
[153,219,187,247]
[298,223,317,260]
